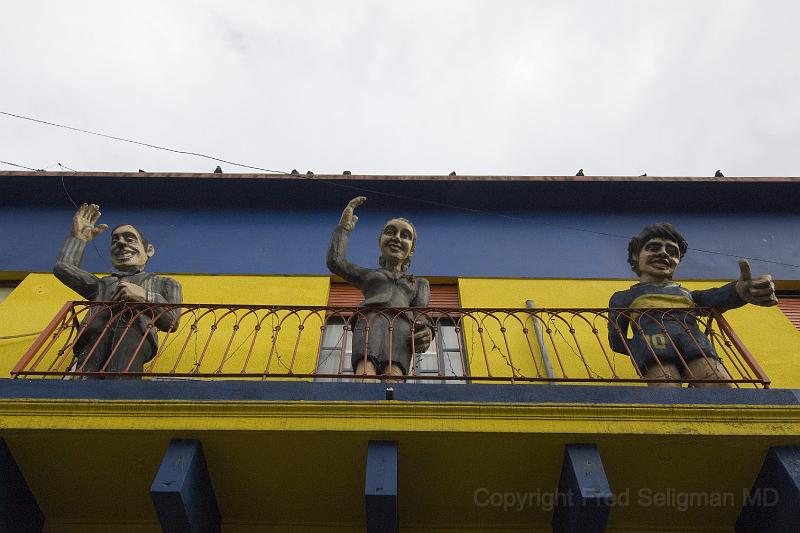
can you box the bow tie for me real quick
[111,269,143,278]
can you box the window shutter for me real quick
[328,283,459,307]
[327,284,362,307]
[778,295,800,331]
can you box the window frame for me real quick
[317,282,467,382]
[315,315,469,383]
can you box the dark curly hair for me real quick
[627,223,688,275]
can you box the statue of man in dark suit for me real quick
[54,203,182,376]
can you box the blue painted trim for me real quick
[0,438,44,533]
[552,444,612,533]
[0,379,797,406]
[0,175,798,278]
[736,446,800,532]
[2,208,798,279]
[150,439,221,533]
[365,441,398,533]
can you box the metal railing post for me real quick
[10,301,74,377]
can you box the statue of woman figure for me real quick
[327,196,433,379]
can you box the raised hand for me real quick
[736,259,778,307]
[71,203,109,242]
[339,196,366,231]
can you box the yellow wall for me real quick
[1,275,799,531]
[0,274,331,377]
[458,278,800,388]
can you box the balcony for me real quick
[11,301,770,387]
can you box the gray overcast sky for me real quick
[1,1,799,176]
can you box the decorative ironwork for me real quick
[10,302,769,387]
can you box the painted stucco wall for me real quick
[3,207,798,280]
[1,174,798,280]
[459,278,800,388]
[0,274,331,377]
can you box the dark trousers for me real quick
[73,311,153,377]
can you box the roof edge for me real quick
[0,171,798,183]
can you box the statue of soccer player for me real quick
[327,196,433,380]
[54,203,182,376]
[608,223,777,387]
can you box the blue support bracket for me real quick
[552,443,613,533]
[0,438,44,533]
[150,439,221,533]
[365,440,398,533]
[736,446,800,532]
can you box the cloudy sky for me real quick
[1,1,798,176]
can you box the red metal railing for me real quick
[10,301,770,387]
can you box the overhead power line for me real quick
[0,159,37,171]
[1,110,798,269]
[0,111,286,174]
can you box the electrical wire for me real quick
[0,159,37,171]
[2,110,798,269]
[0,111,286,174]
[58,170,105,262]
[308,179,800,269]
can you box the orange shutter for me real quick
[328,283,460,308]
[778,296,800,331]
[327,284,362,307]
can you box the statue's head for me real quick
[110,224,154,272]
[378,218,416,272]
[627,223,687,280]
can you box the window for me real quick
[315,317,468,383]
[316,318,354,380]
[411,319,468,384]
[317,283,467,382]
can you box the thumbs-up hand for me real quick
[735,259,778,306]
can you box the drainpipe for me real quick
[526,300,556,383]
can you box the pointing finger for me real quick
[349,196,366,208]
[738,259,752,282]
